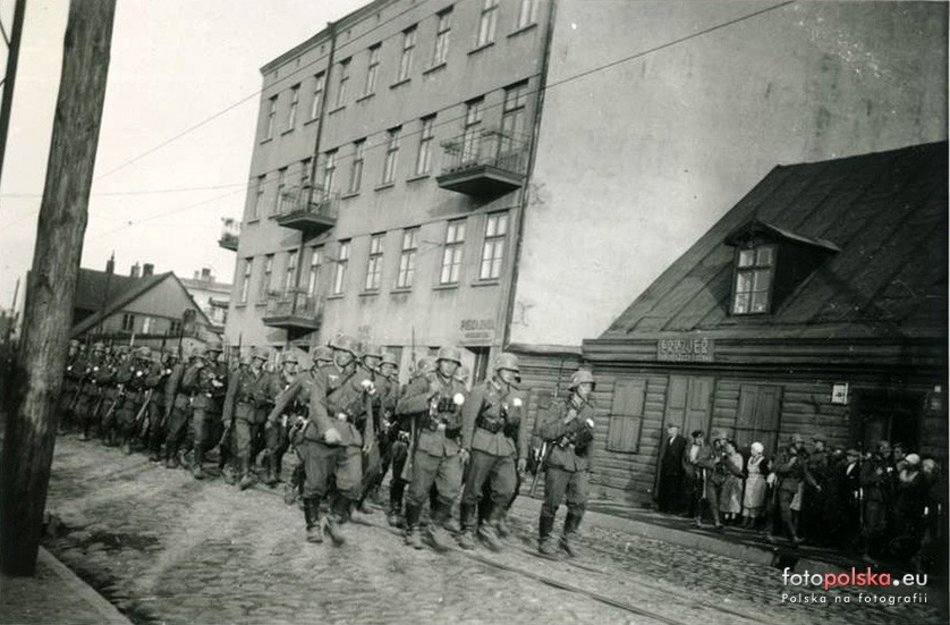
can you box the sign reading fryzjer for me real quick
[657,337,714,362]
[460,318,495,343]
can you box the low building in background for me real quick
[180,267,232,335]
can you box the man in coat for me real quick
[655,424,687,513]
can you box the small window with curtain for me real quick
[397,228,418,289]
[732,244,776,315]
[364,234,384,291]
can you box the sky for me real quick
[0,0,364,309]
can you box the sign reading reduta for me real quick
[657,337,714,362]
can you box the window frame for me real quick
[365,44,381,95]
[731,243,777,315]
[349,140,366,193]
[265,95,277,140]
[260,254,275,302]
[396,228,419,289]
[274,167,287,215]
[462,98,483,164]
[364,233,385,292]
[516,0,539,29]
[287,84,300,130]
[433,8,452,65]
[440,219,466,284]
[252,175,265,220]
[310,72,325,120]
[336,58,350,108]
[382,126,401,184]
[332,240,350,295]
[240,258,253,303]
[415,115,435,175]
[479,211,508,280]
[322,149,338,196]
[476,0,499,47]
[398,26,417,82]
[283,249,299,293]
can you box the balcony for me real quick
[218,218,240,251]
[436,128,529,196]
[261,288,323,337]
[275,185,339,237]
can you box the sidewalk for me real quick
[0,546,132,625]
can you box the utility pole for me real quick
[1,0,117,576]
[0,0,26,184]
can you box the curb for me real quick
[509,497,846,576]
[37,547,133,625]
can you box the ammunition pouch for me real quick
[475,415,505,434]
[436,397,457,413]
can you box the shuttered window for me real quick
[734,384,782,454]
[606,379,646,453]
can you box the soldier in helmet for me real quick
[262,349,300,486]
[100,346,131,447]
[185,340,227,480]
[293,335,371,545]
[163,346,199,468]
[113,346,154,454]
[537,368,598,557]
[457,353,528,551]
[221,348,274,489]
[366,351,400,509]
[60,339,83,432]
[386,356,433,527]
[396,347,469,551]
[75,342,106,441]
[353,342,387,515]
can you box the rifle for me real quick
[529,357,564,497]
[134,388,153,439]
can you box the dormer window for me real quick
[733,244,775,314]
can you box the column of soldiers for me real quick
[60,335,599,558]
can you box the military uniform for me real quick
[163,359,192,468]
[112,350,152,453]
[97,352,124,446]
[459,367,528,549]
[74,345,105,440]
[263,354,299,485]
[143,353,170,461]
[397,355,468,550]
[221,352,277,489]
[186,347,227,479]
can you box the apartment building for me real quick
[224,0,553,381]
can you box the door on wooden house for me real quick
[662,375,714,437]
[852,390,922,453]
[606,378,647,453]
[734,384,783,455]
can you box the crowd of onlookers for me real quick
[654,426,945,572]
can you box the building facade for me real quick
[224,0,553,381]
[180,267,231,334]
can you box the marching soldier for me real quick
[100,347,128,447]
[355,343,387,514]
[60,340,83,432]
[387,357,433,527]
[163,346,196,469]
[145,348,176,462]
[296,335,370,545]
[221,348,273,489]
[365,351,399,510]
[114,346,153,454]
[396,347,468,552]
[263,350,299,486]
[458,353,528,551]
[186,340,227,480]
[537,369,597,557]
[75,342,106,441]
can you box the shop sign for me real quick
[460,318,495,343]
[657,337,713,362]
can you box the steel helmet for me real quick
[205,338,224,355]
[311,344,334,363]
[569,369,595,390]
[251,347,269,362]
[328,334,359,357]
[361,342,383,359]
[416,356,435,374]
[381,352,399,368]
[281,350,299,365]
[191,345,206,359]
[494,353,520,373]
[436,346,462,365]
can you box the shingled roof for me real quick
[600,141,948,341]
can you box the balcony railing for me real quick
[436,128,529,196]
[261,287,323,336]
[275,185,339,237]
[218,218,240,251]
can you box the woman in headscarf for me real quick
[719,440,745,524]
[742,442,769,528]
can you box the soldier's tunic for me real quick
[163,362,191,460]
[96,359,121,438]
[355,365,384,498]
[269,369,318,490]
[300,362,370,501]
[60,350,83,423]
[264,370,296,477]
[113,361,149,442]
[187,362,229,466]
[397,371,468,511]
[367,373,398,494]
[74,353,104,435]
[221,366,271,468]
[539,397,596,523]
[143,360,169,456]
[460,378,528,518]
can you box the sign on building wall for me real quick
[831,382,850,405]
[656,337,714,363]
[460,318,495,344]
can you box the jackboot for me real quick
[238,458,254,490]
[305,498,324,543]
[404,502,424,549]
[192,445,206,480]
[122,434,133,455]
[561,510,584,557]
[457,503,476,550]
[388,488,405,527]
[264,453,278,487]
[539,510,558,556]
[324,496,348,546]
[165,448,179,469]
[426,501,455,553]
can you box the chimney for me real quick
[130,262,141,278]
[106,253,115,275]
[143,263,154,277]
[201,267,212,281]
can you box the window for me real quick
[433,9,452,65]
[310,73,325,120]
[335,58,350,108]
[170,320,182,335]
[287,84,300,130]
[476,0,499,47]
[307,246,323,297]
[415,115,435,175]
[382,127,401,184]
[735,384,783,455]
[397,228,418,288]
[322,150,338,196]
[284,249,299,292]
[252,175,265,220]
[462,98,483,164]
[365,233,384,291]
[501,81,528,151]
[732,244,776,314]
[516,0,539,29]
[121,313,135,332]
[260,254,275,301]
[479,212,508,280]
[364,45,380,94]
[274,167,287,214]
[240,258,252,303]
[265,95,277,139]
[397,26,416,82]
[440,220,466,284]
[142,316,153,334]
[332,240,350,295]
[348,140,365,193]
[300,158,312,189]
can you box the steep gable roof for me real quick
[600,141,948,341]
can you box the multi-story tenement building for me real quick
[225,0,553,381]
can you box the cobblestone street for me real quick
[42,435,946,625]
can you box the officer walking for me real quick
[537,369,597,557]
[185,340,227,480]
[263,350,300,486]
[163,346,197,469]
[221,348,272,489]
[458,353,527,551]
[396,347,468,552]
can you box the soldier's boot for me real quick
[560,511,582,558]
[387,486,405,527]
[477,520,503,553]
[304,498,324,544]
[263,454,278,487]
[283,482,299,506]
[222,463,238,486]
[238,458,254,490]
[122,431,133,455]
[539,511,558,556]
[192,446,206,480]
[404,503,424,549]
[324,497,348,546]
[426,502,455,553]
[457,504,476,550]
[164,447,179,469]
[495,509,512,539]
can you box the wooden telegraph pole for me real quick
[0,0,117,576]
